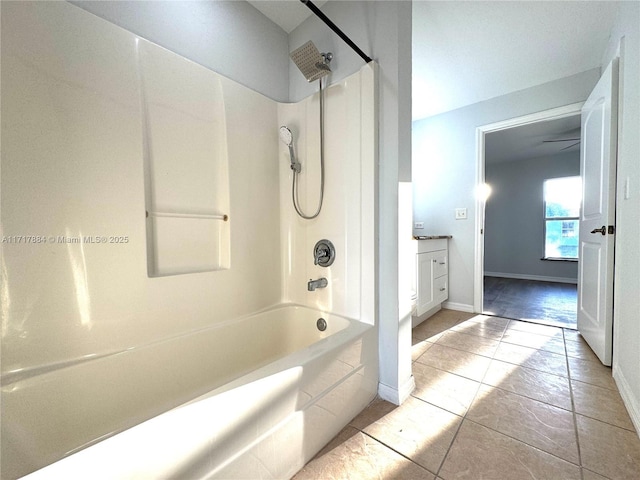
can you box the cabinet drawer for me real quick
[434,275,448,303]
[433,251,447,278]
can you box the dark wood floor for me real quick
[483,276,577,329]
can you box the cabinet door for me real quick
[416,252,435,316]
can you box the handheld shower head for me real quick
[279,126,300,173]
[290,41,332,82]
[279,126,293,146]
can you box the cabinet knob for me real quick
[439,262,446,265]
[439,287,446,291]
[432,259,437,263]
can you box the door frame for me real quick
[473,102,585,313]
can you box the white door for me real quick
[577,58,619,366]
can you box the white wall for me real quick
[485,152,580,282]
[605,1,640,434]
[71,0,289,102]
[412,69,600,310]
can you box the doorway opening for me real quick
[474,104,583,330]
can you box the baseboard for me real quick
[613,366,640,437]
[442,301,475,313]
[378,376,416,406]
[484,272,578,285]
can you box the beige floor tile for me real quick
[412,362,481,415]
[493,341,568,377]
[415,343,492,382]
[483,359,573,410]
[501,329,566,355]
[568,356,617,390]
[565,337,601,362]
[572,380,636,431]
[432,308,477,324]
[577,414,640,480]
[507,319,564,339]
[412,338,434,362]
[413,319,452,342]
[449,320,505,340]
[435,330,500,358]
[349,397,398,431]
[439,420,581,480]
[292,426,435,480]
[362,396,462,474]
[563,328,582,341]
[467,385,579,464]
[466,314,511,329]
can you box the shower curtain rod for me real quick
[300,0,373,64]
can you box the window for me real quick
[544,176,581,260]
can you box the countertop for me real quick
[413,235,452,240]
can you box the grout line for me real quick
[359,430,438,478]
[564,327,584,479]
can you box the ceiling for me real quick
[412,1,619,120]
[247,0,327,33]
[485,115,582,164]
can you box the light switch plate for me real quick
[455,208,467,220]
[414,222,424,229]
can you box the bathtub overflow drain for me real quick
[316,318,327,332]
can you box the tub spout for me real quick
[308,277,328,291]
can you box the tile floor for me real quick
[293,309,640,480]
[484,276,577,329]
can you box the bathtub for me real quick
[5,304,377,479]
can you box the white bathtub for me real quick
[6,305,377,479]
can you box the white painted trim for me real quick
[442,301,475,313]
[485,272,578,285]
[613,367,640,437]
[378,376,416,406]
[474,102,585,313]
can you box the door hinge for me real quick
[608,225,615,234]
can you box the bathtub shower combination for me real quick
[1,2,377,479]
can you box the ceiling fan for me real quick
[543,137,581,151]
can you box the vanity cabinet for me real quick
[416,238,449,317]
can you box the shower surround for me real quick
[1,2,377,478]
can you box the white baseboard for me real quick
[485,272,578,285]
[442,301,475,313]
[378,376,416,406]
[613,366,640,437]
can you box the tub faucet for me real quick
[308,277,328,291]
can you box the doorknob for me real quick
[590,226,606,235]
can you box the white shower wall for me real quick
[278,65,377,325]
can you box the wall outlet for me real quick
[414,222,424,229]
[455,208,467,220]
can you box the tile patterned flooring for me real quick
[294,309,640,480]
[484,276,577,329]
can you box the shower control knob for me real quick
[313,239,335,267]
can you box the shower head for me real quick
[279,126,293,146]
[290,41,332,83]
[279,126,300,173]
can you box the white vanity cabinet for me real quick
[415,238,449,317]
